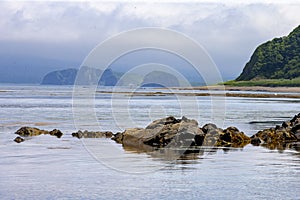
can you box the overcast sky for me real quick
[0,0,300,80]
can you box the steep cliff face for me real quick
[41,68,77,85]
[41,67,118,86]
[236,25,300,81]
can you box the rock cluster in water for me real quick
[112,116,251,149]
[13,114,300,152]
[251,113,300,146]
[14,127,63,143]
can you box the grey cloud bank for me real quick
[0,1,299,83]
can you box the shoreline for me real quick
[181,85,300,93]
[97,86,300,99]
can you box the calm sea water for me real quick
[0,85,300,199]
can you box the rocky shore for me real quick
[13,113,300,155]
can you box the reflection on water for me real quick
[259,142,300,153]
[122,139,300,162]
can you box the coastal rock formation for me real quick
[251,113,300,145]
[15,127,63,138]
[112,116,250,149]
[72,130,113,138]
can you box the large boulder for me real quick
[113,116,204,148]
[112,116,250,149]
[250,113,300,145]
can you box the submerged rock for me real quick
[15,127,63,138]
[72,130,113,138]
[112,116,250,149]
[250,113,300,145]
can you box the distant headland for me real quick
[224,25,300,87]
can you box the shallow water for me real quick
[1,85,300,199]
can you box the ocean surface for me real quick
[1,85,300,199]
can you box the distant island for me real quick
[41,67,118,86]
[41,67,182,87]
[225,25,300,87]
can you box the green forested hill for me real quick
[236,25,300,81]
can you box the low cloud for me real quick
[0,1,299,78]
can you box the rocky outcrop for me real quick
[14,127,63,143]
[72,130,113,138]
[112,116,250,150]
[251,113,300,145]
[204,125,251,148]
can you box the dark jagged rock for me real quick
[72,130,113,139]
[250,113,300,145]
[15,127,63,138]
[112,116,250,149]
[49,129,63,138]
[14,136,24,143]
[250,137,261,146]
[203,125,250,148]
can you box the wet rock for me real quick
[203,125,250,147]
[219,126,251,147]
[14,136,24,143]
[250,137,261,146]
[72,130,113,139]
[15,127,48,137]
[251,113,300,145]
[113,116,204,149]
[15,127,63,138]
[49,129,63,138]
[251,128,297,143]
[112,116,250,149]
